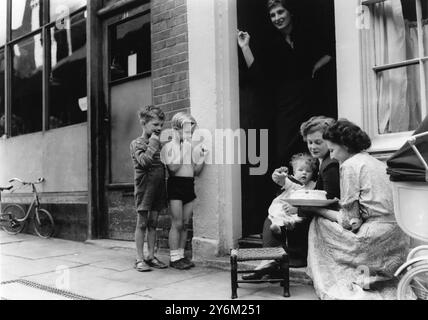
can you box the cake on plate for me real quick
[289,189,327,200]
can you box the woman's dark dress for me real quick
[247,23,331,168]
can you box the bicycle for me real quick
[0,177,55,239]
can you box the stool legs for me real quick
[280,253,290,297]
[231,253,238,299]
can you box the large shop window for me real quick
[362,0,428,139]
[49,10,87,129]
[1,0,87,138]
[12,34,43,135]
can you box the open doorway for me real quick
[237,0,338,238]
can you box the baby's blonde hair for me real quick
[290,153,317,173]
[171,112,197,130]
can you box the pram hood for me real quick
[387,115,428,182]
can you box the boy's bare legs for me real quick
[180,201,194,251]
[169,200,183,251]
[145,210,159,260]
[169,200,191,269]
[135,211,151,272]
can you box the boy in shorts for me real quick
[130,105,168,272]
[164,112,208,270]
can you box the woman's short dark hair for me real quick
[323,119,372,153]
[266,0,294,14]
[300,116,336,141]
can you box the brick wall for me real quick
[151,0,192,252]
[151,0,190,122]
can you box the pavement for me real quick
[0,231,318,300]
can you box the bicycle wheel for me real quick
[33,208,55,239]
[0,204,26,235]
[397,264,428,300]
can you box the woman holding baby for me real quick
[303,119,409,300]
[247,116,410,299]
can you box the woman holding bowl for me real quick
[243,116,339,279]
[304,119,409,299]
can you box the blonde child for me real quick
[269,153,318,234]
[164,112,208,270]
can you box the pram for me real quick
[387,117,428,300]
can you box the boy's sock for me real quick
[178,248,185,260]
[170,250,181,262]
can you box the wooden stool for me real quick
[230,247,290,299]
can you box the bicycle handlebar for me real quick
[8,177,45,185]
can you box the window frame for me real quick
[1,0,87,139]
[361,0,428,152]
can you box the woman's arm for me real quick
[237,31,255,68]
[312,54,332,78]
[300,206,339,223]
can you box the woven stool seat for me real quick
[231,247,286,261]
[230,246,290,299]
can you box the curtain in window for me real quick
[373,0,409,134]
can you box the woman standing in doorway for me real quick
[237,0,333,168]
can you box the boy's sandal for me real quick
[144,257,168,269]
[135,260,152,272]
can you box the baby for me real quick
[269,153,318,234]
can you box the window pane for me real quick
[0,1,6,46]
[50,11,87,129]
[110,13,151,82]
[372,0,418,64]
[50,0,86,22]
[11,34,43,136]
[376,64,422,134]
[12,0,42,39]
[0,50,5,137]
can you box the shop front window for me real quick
[12,0,42,40]
[11,34,43,135]
[1,1,88,137]
[49,10,87,129]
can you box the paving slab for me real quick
[0,232,318,300]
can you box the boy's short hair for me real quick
[290,153,318,173]
[171,112,197,130]
[138,105,165,124]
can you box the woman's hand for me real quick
[237,30,250,48]
[312,55,332,78]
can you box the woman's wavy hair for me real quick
[323,119,372,153]
[266,0,295,14]
[300,116,336,141]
